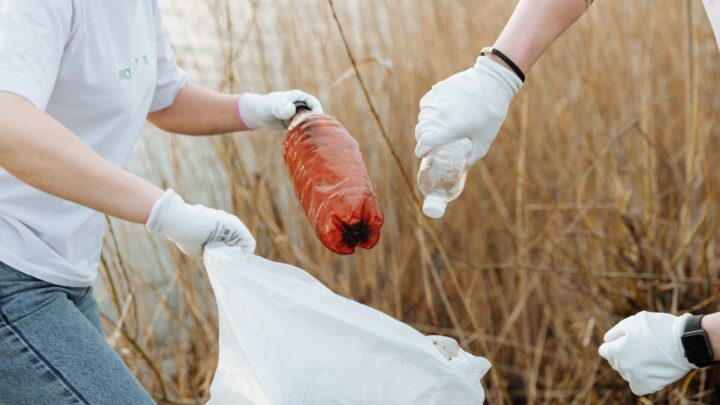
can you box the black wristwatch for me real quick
[681,314,719,368]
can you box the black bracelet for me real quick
[480,47,525,83]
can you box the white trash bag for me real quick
[204,246,491,405]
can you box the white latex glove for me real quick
[599,311,696,396]
[415,56,522,164]
[237,90,324,130]
[427,335,460,360]
[146,189,256,258]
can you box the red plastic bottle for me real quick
[283,102,384,254]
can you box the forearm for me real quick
[701,312,720,361]
[0,93,163,224]
[147,82,245,135]
[491,0,592,73]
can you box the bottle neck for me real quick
[282,103,313,129]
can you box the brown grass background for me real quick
[100,0,720,403]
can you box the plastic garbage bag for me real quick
[204,246,490,405]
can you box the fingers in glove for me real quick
[598,342,613,361]
[414,111,445,140]
[417,107,437,125]
[241,238,256,258]
[629,381,654,397]
[302,93,324,114]
[599,335,628,373]
[231,220,256,258]
[271,99,298,122]
[218,216,256,255]
[470,136,491,164]
[414,130,446,159]
[415,112,455,156]
[284,90,325,114]
[598,342,608,360]
[603,316,633,342]
[175,240,203,258]
[418,91,444,111]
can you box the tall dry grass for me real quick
[99,0,720,403]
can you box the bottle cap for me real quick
[423,195,447,219]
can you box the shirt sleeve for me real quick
[0,0,74,110]
[149,0,189,113]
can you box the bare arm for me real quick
[0,92,163,223]
[414,0,594,160]
[490,0,593,73]
[147,83,245,135]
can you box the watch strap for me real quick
[694,358,718,368]
[683,314,719,368]
[684,314,704,333]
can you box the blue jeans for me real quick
[0,262,154,404]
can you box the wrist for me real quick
[490,42,532,74]
[235,93,253,131]
[145,189,179,231]
[140,187,165,224]
[701,313,720,361]
[479,47,525,83]
[484,54,516,76]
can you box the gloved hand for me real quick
[415,56,522,164]
[599,311,696,396]
[237,90,324,130]
[427,335,460,360]
[146,189,256,258]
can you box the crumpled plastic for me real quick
[283,111,384,255]
[204,246,490,405]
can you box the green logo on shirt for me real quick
[118,54,150,81]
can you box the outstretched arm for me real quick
[147,84,242,135]
[415,0,593,162]
[147,83,323,136]
[0,92,255,258]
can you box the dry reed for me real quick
[99,0,720,403]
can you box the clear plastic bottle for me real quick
[417,138,472,218]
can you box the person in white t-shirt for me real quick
[413,0,720,397]
[0,1,323,403]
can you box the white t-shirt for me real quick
[705,0,720,49]
[0,0,188,287]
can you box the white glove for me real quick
[237,90,324,130]
[427,335,460,360]
[599,311,696,396]
[146,189,256,258]
[415,56,522,164]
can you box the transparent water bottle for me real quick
[417,138,472,218]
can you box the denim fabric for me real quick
[0,262,155,405]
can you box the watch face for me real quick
[682,331,713,363]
